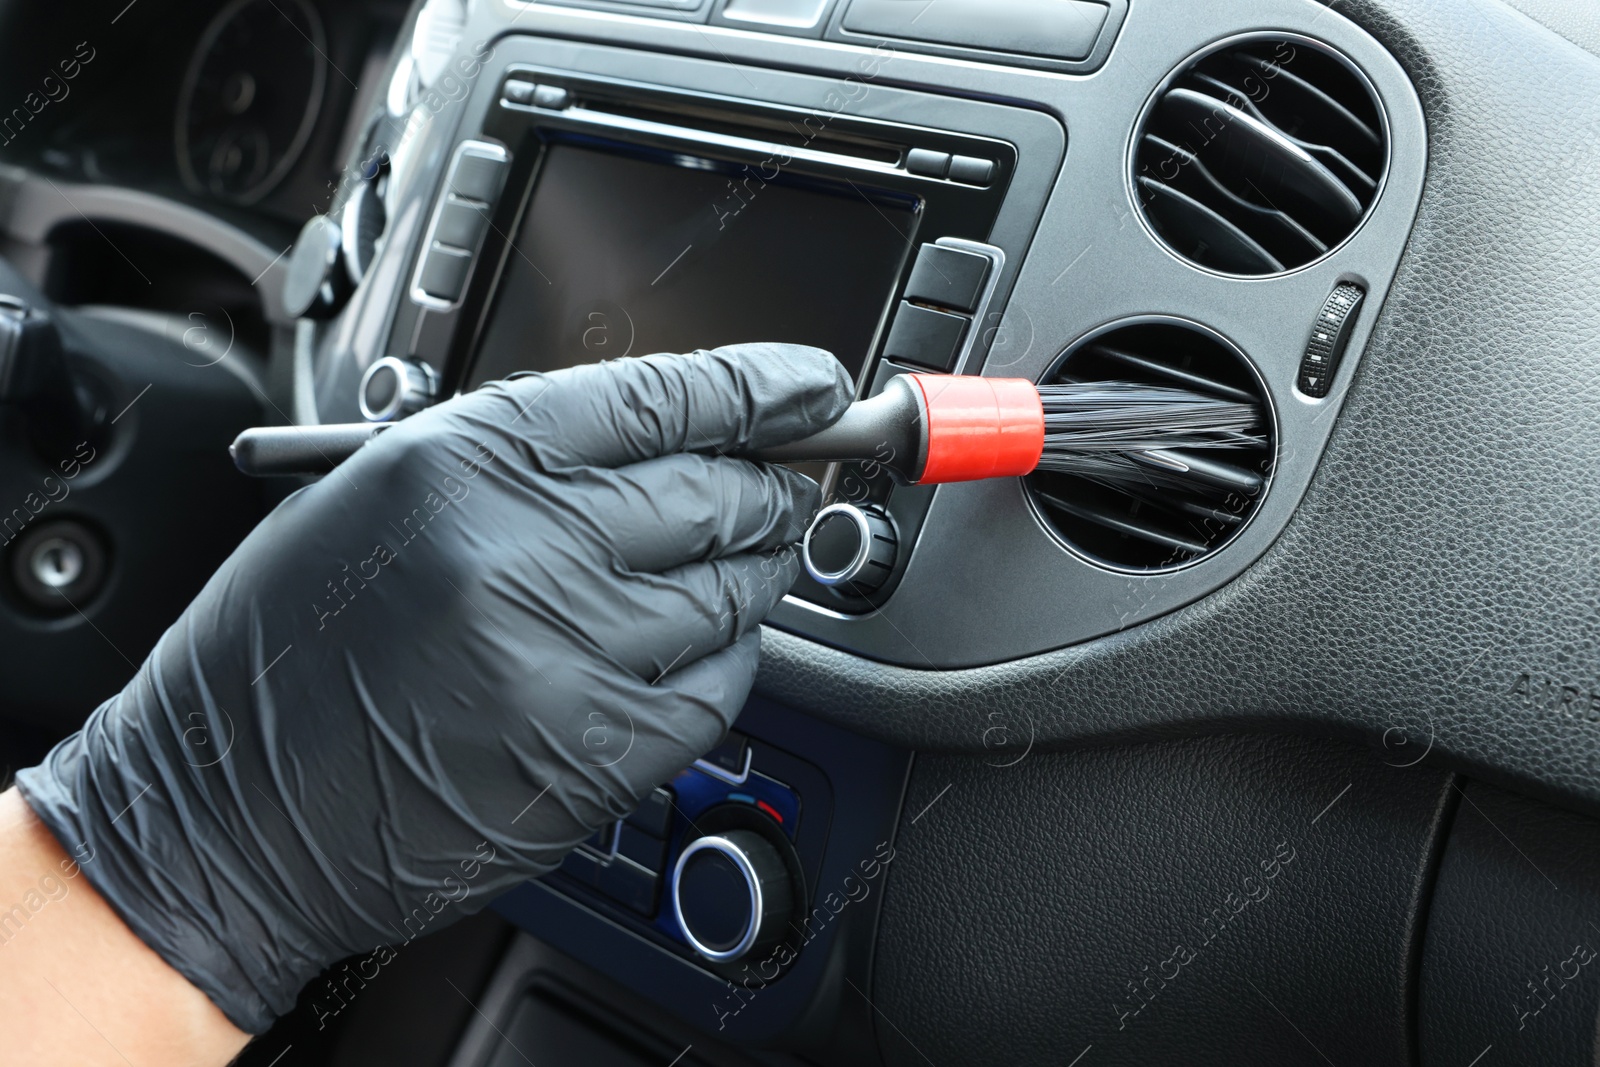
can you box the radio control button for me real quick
[531,84,571,110]
[905,244,991,313]
[803,504,898,592]
[503,79,536,104]
[906,148,951,178]
[447,150,509,203]
[417,245,473,301]
[948,154,996,185]
[359,357,438,422]
[433,198,491,248]
[883,300,968,373]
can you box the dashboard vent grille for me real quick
[1134,37,1386,275]
[1026,322,1274,571]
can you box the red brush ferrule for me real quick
[908,375,1045,484]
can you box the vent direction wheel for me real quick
[1025,321,1275,572]
[1134,35,1388,276]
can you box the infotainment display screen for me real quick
[466,142,918,389]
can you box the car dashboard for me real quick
[3,0,1600,1064]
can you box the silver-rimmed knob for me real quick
[359,356,437,422]
[802,503,897,592]
[671,830,793,963]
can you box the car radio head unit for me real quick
[467,141,918,389]
[401,68,1015,398]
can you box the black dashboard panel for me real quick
[873,736,1455,1067]
[1419,784,1600,1066]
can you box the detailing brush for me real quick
[229,374,1263,483]
[751,374,1262,486]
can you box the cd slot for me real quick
[551,103,906,178]
[572,95,904,165]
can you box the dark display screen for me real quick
[467,143,918,389]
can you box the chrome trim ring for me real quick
[671,835,763,963]
[803,503,873,586]
[359,356,436,423]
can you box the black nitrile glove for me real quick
[16,343,852,1033]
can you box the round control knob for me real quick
[802,503,897,592]
[282,214,353,320]
[671,830,794,963]
[359,356,437,422]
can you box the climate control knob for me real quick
[671,830,794,963]
[802,503,897,592]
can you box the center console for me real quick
[287,0,1428,1057]
[294,14,1073,1051]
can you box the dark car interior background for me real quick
[3,0,1600,1063]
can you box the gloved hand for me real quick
[16,343,852,1034]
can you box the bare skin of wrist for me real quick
[0,788,250,1066]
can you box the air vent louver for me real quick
[1026,322,1274,571]
[1134,37,1387,275]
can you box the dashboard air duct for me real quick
[1133,36,1387,275]
[1025,321,1274,571]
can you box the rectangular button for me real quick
[905,245,991,313]
[843,0,1109,61]
[531,84,571,110]
[905,148,951,178]
[596,857,658,915]
[433,198,492,249]
[625,787,674,839]
[616,824,667,873]
[417,246,474,301]
[883,302,969,373]
[502,79,536,104]
[557,848,600,888]
[698,731,750,780]
[948,155,997,185]
[448,152,509,203]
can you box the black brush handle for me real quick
[231,378,928,480]
[231,424,389,476]
[751,375,925,480]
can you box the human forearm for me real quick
[0,789,248,1067]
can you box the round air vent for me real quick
[1026,321,1274,571]
[1133,36,1387,276]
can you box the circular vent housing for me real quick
[1026,321,1275,572]
[1133,36,1387,276]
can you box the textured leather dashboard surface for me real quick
[872,736,1455,1067]
[758,0,1600,816]
[1419,783,1600,1066]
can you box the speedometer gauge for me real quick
[174,0,328,205]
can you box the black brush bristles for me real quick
[1034,382,1264,493]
